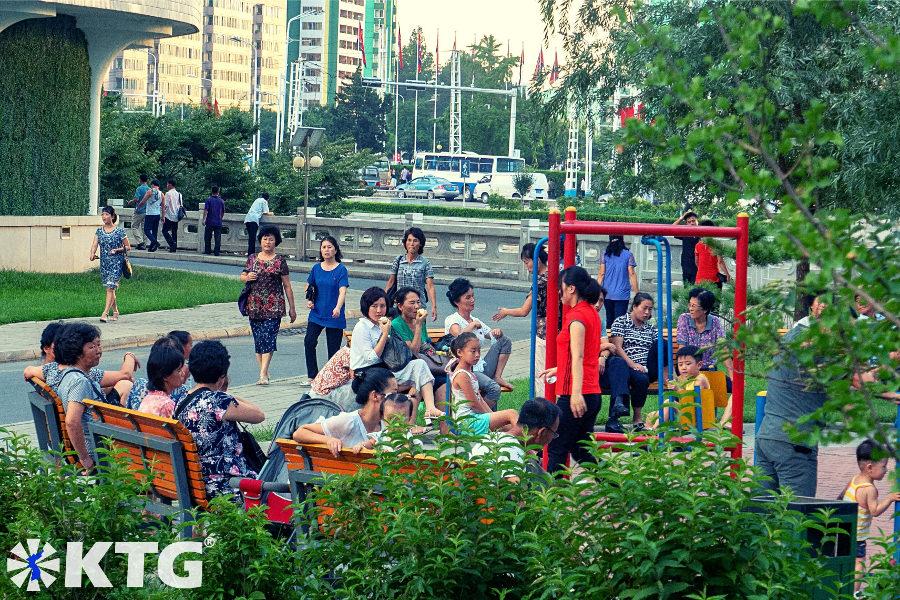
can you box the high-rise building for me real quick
[103,0,285,113]
[284,0,395,115]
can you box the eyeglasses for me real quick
[547,427,559,440]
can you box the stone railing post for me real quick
[296,206,304,260]
[196,202,205,253]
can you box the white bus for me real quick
[412,152,526,200]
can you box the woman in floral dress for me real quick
[240,224,297,385]
[89,206,130,322]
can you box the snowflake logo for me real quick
[7,539,59,591]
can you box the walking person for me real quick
[128,174,150,250]
[673,210,700,285]
[89,206,130,323]
[539,266,604,474]
[244,192,273,256]
[203,186,225,256]
[385,227,438,321]
[142,179,163,252]
[241,224,297,385]
[597,235,638,328]
[304,235,349,383]
[161,178,183,253]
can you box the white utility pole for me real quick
[449,50,461,154]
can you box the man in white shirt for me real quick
[161,178,183,253]
[243,192,273,255]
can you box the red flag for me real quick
[619,103,643,127]
[416,30,422,74]
[453,33,456,52]
[534,48,544,76]
[397,25,404,70]
[549,50,559,84]
[358,21,367,68]
[518,45,524,86]
[213,99,219,117]
[435,33,439,76]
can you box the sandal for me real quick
[99,314,108,323]
[255,377,270,386]
[111,311,119,322]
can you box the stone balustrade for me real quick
[116,207,795,289]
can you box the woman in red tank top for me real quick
[540,266,605,474]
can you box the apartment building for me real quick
[104,0,285,112]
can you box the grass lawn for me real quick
[0,268,243,325]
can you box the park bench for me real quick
[82,399,209,538]
[27,377,81,468]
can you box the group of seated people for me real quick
[24,321,263,499]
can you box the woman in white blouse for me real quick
[444,278,513,407]
[348,287,442,423]
[293,367,398,456]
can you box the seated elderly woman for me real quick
[52,322,113,472]
[24,320,137,405]
[444,278,513,408]
[349,286,441,425]
[177,340,265,499]
[127,330,193,410]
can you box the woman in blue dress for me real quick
[304,235,349,382]
[89,206,130,322]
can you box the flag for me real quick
[213,99,219,117]
[358,22,367,68]
[549,50,559,84]
[453,33,456,52]
[435,33,439,76]
[507,40,510,58]
[518,45,524,86]
[534,48,544,76]
[416,30,422,74]
[397,24,404,70]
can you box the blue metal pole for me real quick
[529,237,549,400]
[659,236,673,385]
[754,391,767,466]
[641,236,665,420]
[894,403,899,562]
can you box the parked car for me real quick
[358,166,382,187]
[396,176,459,200]
[473,173,548,203]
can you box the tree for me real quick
[322,69,392,153]
[541,0,900,510]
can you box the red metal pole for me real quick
[731,213,750,460]
[563,206,577,268]
[559,222,740,239]
[546,210,561,402]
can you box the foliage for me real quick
[486,192,521,210]
[295,427,844,599]
[337,200,684,224]
[0,268,242,325]
[541,0,900,464]
[317,69,392,153]
[512,171,535,198]
[100,104,255,209]
[0,16,91,216]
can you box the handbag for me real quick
[175,193,186,222]
[381,330,414,371]
[121,250,132,279]
[416,347,451,377]
[306,282,318,304]
[238,255,255,316]
[238,424,266,473]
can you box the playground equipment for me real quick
[537,207,750,459]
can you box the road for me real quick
[3,257,535,426]
[360,194,487,208]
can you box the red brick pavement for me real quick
[744,442,899,557]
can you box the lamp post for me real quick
[230,36,259,166]
[279,9,324,154]
[144,48,159,117]
[290,127,326,261]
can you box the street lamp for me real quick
[229,36,260,166]
[144,48,159,117]
[278,9,325,153]
[291,126,325,261]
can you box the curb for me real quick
[0,310,362,364]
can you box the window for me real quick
[496,158,522,173]
[437,157,451,171]
[415,158,423,169]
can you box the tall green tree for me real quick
[320,69,392,153]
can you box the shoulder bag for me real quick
[381,330,414,371]
[175,192,186,221]
[416,342,451,377]
[385,254,402,308]
[238,255,255,317]
[121,249,133,279]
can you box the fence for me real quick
[116,206,795,287]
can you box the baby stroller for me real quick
[229,393,343,538]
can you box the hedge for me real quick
[0,16,91,216]
[333,200,679,224]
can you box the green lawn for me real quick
[0,268,243,325]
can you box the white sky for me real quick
[396,0,565,71]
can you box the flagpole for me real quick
[433,29,438,153]
[394,52,399,165]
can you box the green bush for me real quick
[512,171,535,198]
[338,200,683,224]
[0,16,91,216]
[486,192,521,210]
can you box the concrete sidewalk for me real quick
[0,285,363,363]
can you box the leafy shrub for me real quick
[529,199,549,212]
[486,192,521,210]
[512,171,535,198]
